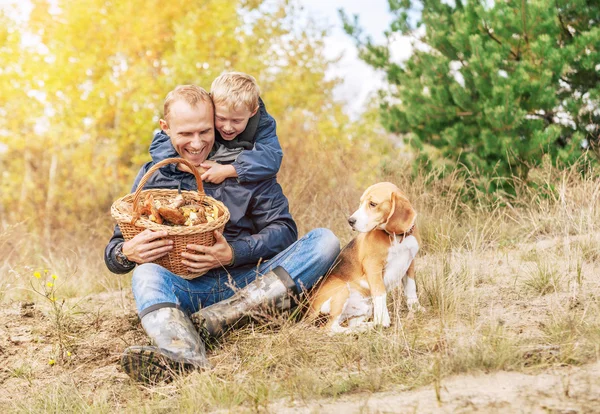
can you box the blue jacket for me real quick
[149,98,282,183]
[104,141,298,275]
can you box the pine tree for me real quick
[344,0,600,191]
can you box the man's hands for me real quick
[200,160,237,184]
[121,229,232,274]
[181,230,233,274]
[122,230,173,264]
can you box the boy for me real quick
[150,72,283,184]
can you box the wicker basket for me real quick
[111,157,230,279]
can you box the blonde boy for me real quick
[200,72,283,184]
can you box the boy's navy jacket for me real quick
[104,99,296,275]
[149,97,282,183]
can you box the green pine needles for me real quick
[343,0,600,192]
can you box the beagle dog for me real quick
[309,182,421,333]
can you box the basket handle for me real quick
[132,157,205,210]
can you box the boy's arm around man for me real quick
[232,99,283,183]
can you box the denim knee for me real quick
[131,263,178,313]
[131,263,163,295]
[311,228,340,261]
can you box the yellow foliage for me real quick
[0,0,398,237]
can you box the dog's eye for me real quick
[369,201,377,208]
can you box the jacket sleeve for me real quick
[104,164,150,274]
[227,178,297,267]
[232,112,283,183]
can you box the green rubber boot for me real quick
[121,306,211,383]
[192,267,297,337]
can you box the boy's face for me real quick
[214,104,258,141]
[159,99,215,168]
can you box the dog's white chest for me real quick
[383,235,419,289]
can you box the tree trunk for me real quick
[18,150,32,218]
[44,152,58,242]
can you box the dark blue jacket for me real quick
[149,98,282,183]
[104,141,297,275]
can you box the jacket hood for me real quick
[149,130,190,179]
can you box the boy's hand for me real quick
[200,161,237,184]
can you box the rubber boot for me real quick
[191,267,298,337]
[121,306,211,383]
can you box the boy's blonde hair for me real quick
[163,85,213,121]
[211,72,260,112]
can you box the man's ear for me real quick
[385,192,416,234]
[250,106,259,117]
[159,118,169,132]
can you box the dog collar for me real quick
[388,223,415,239]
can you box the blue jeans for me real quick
[131,228,340,316]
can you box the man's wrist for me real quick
[227,243,235,266]
[115,242,135,268]
[225,164,237,178]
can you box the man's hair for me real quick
[210,72,260,112]
[163,85,213,121]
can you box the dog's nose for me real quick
[348,217,356,227]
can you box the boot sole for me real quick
[121,346,195,384]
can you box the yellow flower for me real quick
[33,271,41,279]
[46,282,54,288]
[48,359,55,366]
[51,274,58,280]
[67,351,72,357]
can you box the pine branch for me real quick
[560,76,572,85]
[483,22,520,60]
[557,11,574,40]
[521,0,530,46]
[527,111,555,124]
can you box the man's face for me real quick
[160,99,215,167]
[214,104,258,141]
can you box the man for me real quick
[104,85,340,383]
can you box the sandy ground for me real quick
[269,362,600,413]
[1,233,600,412]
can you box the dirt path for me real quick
[270,362,600,413]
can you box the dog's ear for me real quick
[385,192,416,234]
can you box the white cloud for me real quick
[299,0,393,116]
[389,33,413,63]
[449,61,465,87]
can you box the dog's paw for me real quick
[407,299,426,314]
[373,312,391,328]
[373,295,391,327]
[329,318,351,335]
[347,322,374,334]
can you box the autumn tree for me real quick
[344,0,600,191]
[1,0,384,237]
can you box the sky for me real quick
[0,0,411,116]
[299,0,411,115]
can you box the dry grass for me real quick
[2,159,600,412]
